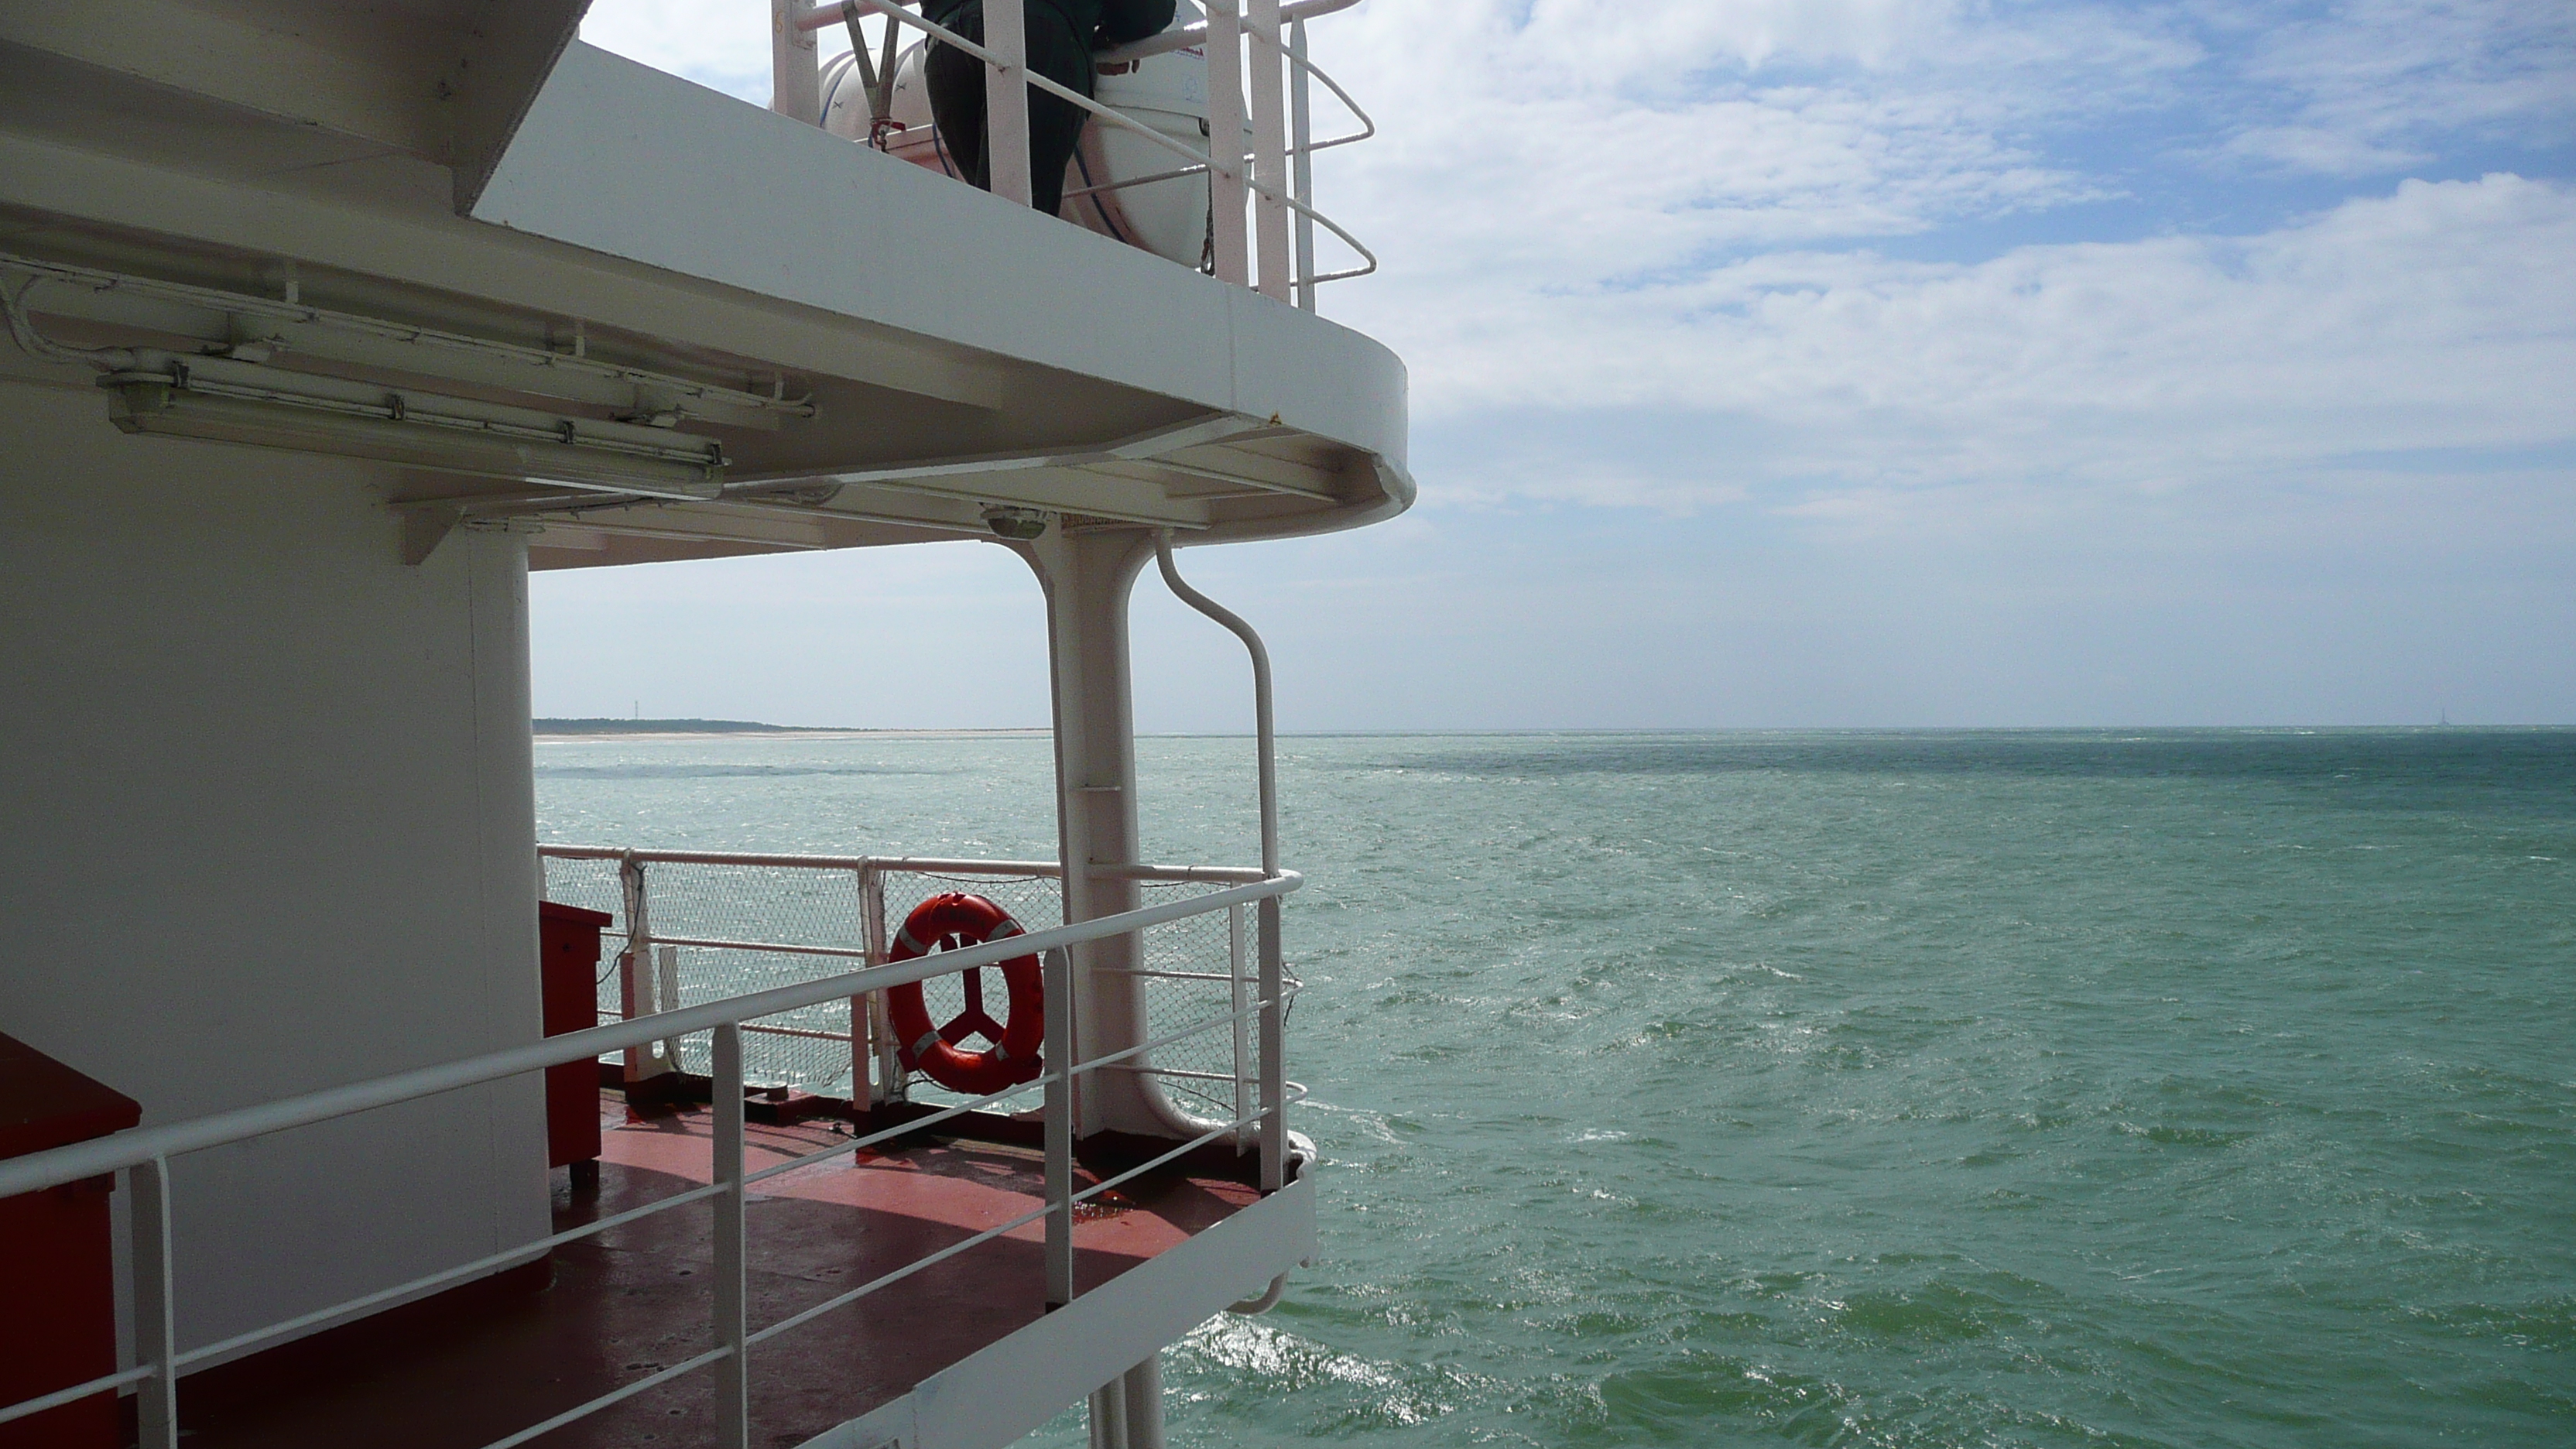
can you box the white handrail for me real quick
[786,0,1375,293]
[1092,0,1363,62]
[0,957,1303,1437]
[539,844,1263,882]
[0,849,1303,1444]
[0,870,1298,1201]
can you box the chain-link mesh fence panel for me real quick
[540,853,868,1095]
[1132,880,1244,1122]
[640,861,868,1093]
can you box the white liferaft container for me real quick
[822,11,1233,269]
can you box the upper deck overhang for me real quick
[0,15,1413,569]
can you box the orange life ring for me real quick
[884,893,1045,1096]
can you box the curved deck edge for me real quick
[815,1170,1317,1449]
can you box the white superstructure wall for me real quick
[0,379,550,1354]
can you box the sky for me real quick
[540,0,2576,730]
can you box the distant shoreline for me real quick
[533,718,1044,739]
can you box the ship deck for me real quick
[151,1093,1263,1448]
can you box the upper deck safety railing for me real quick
[776,0,1373,311]
[0,865,1300,1449]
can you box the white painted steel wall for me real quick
[0,379,550,1355]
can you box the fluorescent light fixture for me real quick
[99,351,727,500]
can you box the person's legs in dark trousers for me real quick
[925,2,1091,218]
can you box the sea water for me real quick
[536,729,2576,1447]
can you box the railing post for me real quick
[1203,0,1251,285]
[769,0,821,125]
[1257,896,1285,1193]
[984,0,1035,206]
[859,863,903,1103]
[1043,947,1076,1310]
[618,855,660,1082]
[1246,0,1292,300]
[712,1023,749,1448]
[656,945,687,1074]
[1290,18,1317,312]
[128,1156,177,1449]
[860,861,881,1098]
[1228,903,1251,1150]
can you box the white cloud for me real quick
[1310,0,2152,281]
[581,0,776,100]
[2220,125,2431,176]
[2222,0,2576,169]
[1283,1,2576,513]
[1338,162,2576,503]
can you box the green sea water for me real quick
[536,728,2576,1447]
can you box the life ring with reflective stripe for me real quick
[884,893,1045,1096]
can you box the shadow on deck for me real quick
[151,1094,1261,1448]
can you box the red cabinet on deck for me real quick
[540,901,613,1174]
[0,1032,140,1449]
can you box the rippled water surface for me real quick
[536,729,2576,1447]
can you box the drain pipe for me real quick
[1154,531,1290,1194]
[1153,531,1276,876]
[1154,532,1293,1322]
[1228,1273,1290,1315]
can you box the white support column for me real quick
[1202,1,1251,285]
[1121,1358,1168,1448]
[1246,0,1293,300]
[1083,1358,1168,1449]
[1018,527,1194,1139]
[769,0,821,125]
[1084,1358,1166,1449]
[1088,1380,1126,1449]
[984,0,1035,206]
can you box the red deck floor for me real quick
[154,1094,1261,1449]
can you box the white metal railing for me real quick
[0,867,1300,1449]
[781,0,1373,310]
[537,845,1285,1132]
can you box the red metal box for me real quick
[539,901,614,1171]
[0,1032,141,1448]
